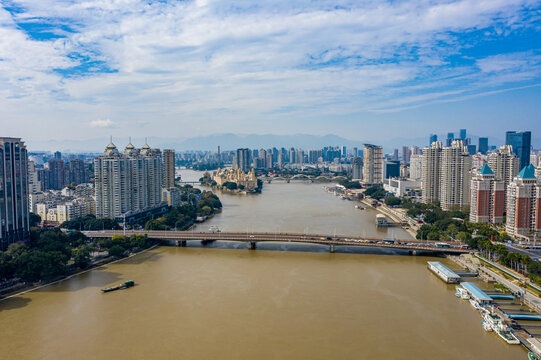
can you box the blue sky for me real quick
[0,0,540,147]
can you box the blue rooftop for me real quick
[461,282,492,303]
[479,164,494,175]
[517,164,536,179]
[427,261,460,280]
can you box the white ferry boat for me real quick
[469,298,481,310]
[455,286,470,300]
[209,226,221,233]
[481,309,502,331]
[494,322,520,345]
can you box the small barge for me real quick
[101,280,135,293]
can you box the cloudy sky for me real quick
[1,0,540,146]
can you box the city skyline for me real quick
[1,1,540,143]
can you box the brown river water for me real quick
[0,170,525,359]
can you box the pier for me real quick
[427,262,461,283]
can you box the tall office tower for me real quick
[467,144,476,155]
[233,148,252,172]
[470,165,505,224]
[341,146,347,158]
[412,146,421,156]
[0,138,30,250]
[409,155,423,180]
[352,147,358,157]
[429,134,438,145]
[295,149,305,165]
[478,137,489,155]
[27,160,41,193]
[488,145,520,206]
[446,132,454,147]
[163,149,175,188]
[440,140,472,211]
[95,140,163,219]
[69,158,88,184]
[54,151,62,160]
[392,149,399,161]
[362,144,383,185]
[384,160,400,179]
[506,131,532,171]
[277,153,284,169]
[422,141,442,204]
[459,129,466,140]
[352,157,363,180]
[506,165,541,239]
[47,159,67,190]
[402,146,411,164]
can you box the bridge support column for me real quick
[329,245,335,253]
[180,240,187,247]
[249,241,256,250]
[409,250,417,256]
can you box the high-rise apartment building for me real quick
[402,146,411,164]
[488,145,519,208]
[94,140,163,219]
[47,159,67,190]
[295,149,304,165]
[163,149,175,188]
[28,160,41,193]
[0,137,30,250]
[233,148,252,172]
[506,164,541,239]
[422,141,442,204]
[352,157,363,180]
[506,131,531,171]
[470,164,505,224]
[69,158,88,184]
[392,149,399,161]
[362,144,383,185]
[409,155,423,180]
[440,140,472,210]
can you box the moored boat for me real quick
[455,286,470,300]
[101,280,135,293]
[495,323,520,345]
[469,298,481,310]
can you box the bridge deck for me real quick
[83,230,470,254]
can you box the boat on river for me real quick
[469,298,481,310]
[101,280,135,293]
[494,322,520,345]
[455,286,470,300]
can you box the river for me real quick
[0,170,526,359]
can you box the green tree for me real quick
[384,197,402,207]
[108,245,126,258]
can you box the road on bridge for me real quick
[83,230,470,254]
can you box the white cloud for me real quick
[90,119,116,128]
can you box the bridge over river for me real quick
[83,230,470,255]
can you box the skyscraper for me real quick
[470,164,505,224]
[363,144,383,185]
[478,137,488,155]
[440,140,472,210]
[163,149,175,188]
[0,137,30,250]
[47,158,67,190]
[446,132,454,147]
[392,149,399,161]
[422,141,442,204]
[352,157,363,180]
[506,164,541,239]
[95,139,163,218]
[459,129,467,140]
[429,134,437,145]
[69,158,88,184]
[402,146,411,164]
[385,161,400,179]
[54,151,62,160]
[233,148,252,172]
[409,155,423,180]
[506,131,531,171]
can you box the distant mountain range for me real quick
[27,133,540,153]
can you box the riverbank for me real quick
[359,198,418,238]
[0,244,158,301]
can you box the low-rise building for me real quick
[383,178,421,198]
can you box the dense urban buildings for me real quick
[94,139,163,218]
[362,144,383,185]
[469,164,505,224]
[506,164,541,239]
[0,137,30,250]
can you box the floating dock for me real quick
[506,313,541,321]
[461,282,493,304]
[427,262,461,283]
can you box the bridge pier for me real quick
[175,240,187,247]
[329,245,335,253]
[409,250,418,256]
[249,241,256,250]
